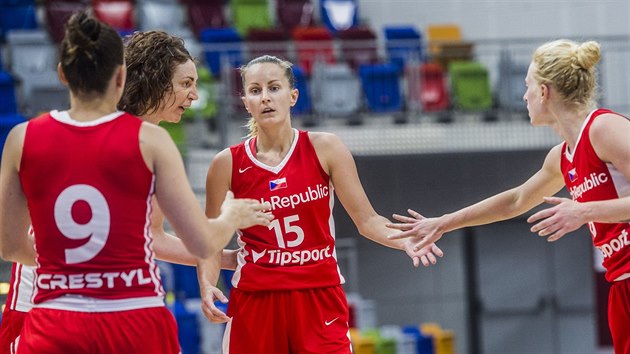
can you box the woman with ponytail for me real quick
[389,39,630,353]
[0,12,269,354]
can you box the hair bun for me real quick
[64,12,101,62]
[575,41,601,71]
[78,12,101,42]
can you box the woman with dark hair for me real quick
[120,30,245,297]
[119,30,247,268]
[119,30,196,125]
[0,13,269,353]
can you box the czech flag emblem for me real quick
[269,177,287,191]
[568,168,578,183]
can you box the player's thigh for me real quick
[289,286,352,354]
[224,289,290,354]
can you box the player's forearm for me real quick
[221,249,238,271]
[441,189,531,233]
[359,215,406,250]
[153,231,198,266]
[152,228,238,269]
[581,196,630,224]
[206,215,239,251]
[197,254,223,289]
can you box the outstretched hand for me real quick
[527,196,586,242]
[403,239,444,267]
[220,191,274,229]
[387,209,446,253]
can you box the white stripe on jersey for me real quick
[9,263,36,312]
[35,294,165,312]
[327,184,346,285]
[231,231,246,288]
[142,175,165,297]
[9,226,36,312]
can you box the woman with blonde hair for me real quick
[389,39,630,353]
[197,55,443,353]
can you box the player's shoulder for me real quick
[543,143,563,167]
[207,147,233,185]
[306,131,343,149]
[590,110,628,138]
[206,148,233,175]
[214,147,233,163]
[139,120,163,133]
[4,121,28,155]
[7,121,28,138]
[139,121,174,143]
[588,110,629,162]
[548,143,563,159]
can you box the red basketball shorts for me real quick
[223,286,352,354]
[16,306,181,354]
[609,277,630,354]
[0,308,28,354]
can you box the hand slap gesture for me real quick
[527,196,587,242]
[387,209,445,264]
[402,238,444,267]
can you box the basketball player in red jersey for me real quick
[388,39,630,353]
[119,30,243,269]
[197,55,444,353]
[0,12,270,354]
[0,30,248,354]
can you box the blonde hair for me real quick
[532,39,601,110]
[239,55,295,138]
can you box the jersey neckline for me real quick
[564,109,598,163]
[50,110,125,127]
[244,128,300,175]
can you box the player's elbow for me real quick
[0,238,13,260]
[0,247,15,262]
[0,242,26,264]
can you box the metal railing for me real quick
[193,35,630,153]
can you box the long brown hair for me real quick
[118,31,194,116]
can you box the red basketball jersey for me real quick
[560,108,630,282]
[19,111,164,305]
[229,129,345,291]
